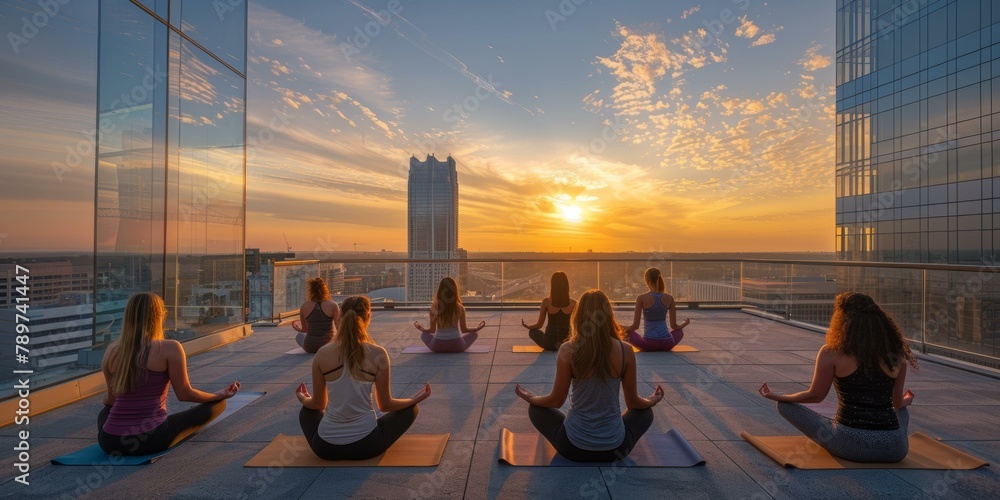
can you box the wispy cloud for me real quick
[800,44,832,71]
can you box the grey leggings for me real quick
[528,404,654,462]
[420,330,478,353]
[776,402,910,463]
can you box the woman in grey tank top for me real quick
[515,290,664,462]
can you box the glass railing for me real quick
[3,256,996,401]
[258,257,999,368]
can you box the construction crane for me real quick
[353,242,366,252]
[283,232,292,252]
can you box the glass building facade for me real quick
[836,0,999,364]
[836,0,1000,264]
[0,0,246,399]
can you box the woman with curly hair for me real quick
[515,289,663,462]
[293,277,340,353]
[759,292,917,462]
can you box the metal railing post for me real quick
[921,268,927,354]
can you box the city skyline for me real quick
[0,0,837,254]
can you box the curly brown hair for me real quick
[825,292,918,372]
[306,277,331,302]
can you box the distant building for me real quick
[406,154,460,302]
[0,261,92,307]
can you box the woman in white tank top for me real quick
[295,296,431,460]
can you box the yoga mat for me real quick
[511,345,644,353]
[666,345,699,352]
[741,432,990,469]
[512,345,551,353]
[401,345,492,354]
[498,428,706,467]
[51,392,265,466]
[285,347,309,355]
[244,433,450,467]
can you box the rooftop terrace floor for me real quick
[3,309,999,499]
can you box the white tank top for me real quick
[317,366,378,445]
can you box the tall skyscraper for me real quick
[835,0,999,265]
[407,154,460,302]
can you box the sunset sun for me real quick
[559,203,583,223]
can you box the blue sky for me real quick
[0,0,836,254]
[246,0,836,253]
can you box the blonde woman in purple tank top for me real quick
[98,292,240,456]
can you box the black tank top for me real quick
[833,366,899,430]
[544,309,571,341]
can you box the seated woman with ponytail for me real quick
[620,267,690,352]
[99,292,241,456]
[296,295,431,460]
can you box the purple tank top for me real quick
[103,369,170,435]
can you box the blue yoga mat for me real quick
[51,391,265,466]
[498,428,706,467]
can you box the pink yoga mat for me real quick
[400,345,492,354]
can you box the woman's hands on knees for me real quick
[295,382,311,405]
[216,380,241,400]
[409,383,431,405]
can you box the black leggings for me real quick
[528,328,568,351]
[527,404,654,462]
[299,405,418,460]
[97,400,226,456]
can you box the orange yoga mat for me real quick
[741,432,989,469]
[245,433,449,467]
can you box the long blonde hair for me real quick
[109,292,166,395]
[336,296,373,380]
[433,277,461,328]
[569,290,624,381]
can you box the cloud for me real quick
[735,17,760,39]
[800,44,832,71]
[751,33,776,46]
[681,5,701,19]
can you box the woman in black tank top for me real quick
[521,272,576,351]
[293,278,340,353]
[758,292,918,463]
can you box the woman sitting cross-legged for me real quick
[99,292,241,456]
[413,276,485,353]
[296,295,431,460]
[759,291,917,463]
[621,267,689,351]
[291,277,340,353]
[521,271,576,351]
[515,289,664,462]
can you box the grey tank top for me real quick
[563,341,627,450]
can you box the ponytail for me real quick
[336,308,373,380]
[644,267,665,293]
